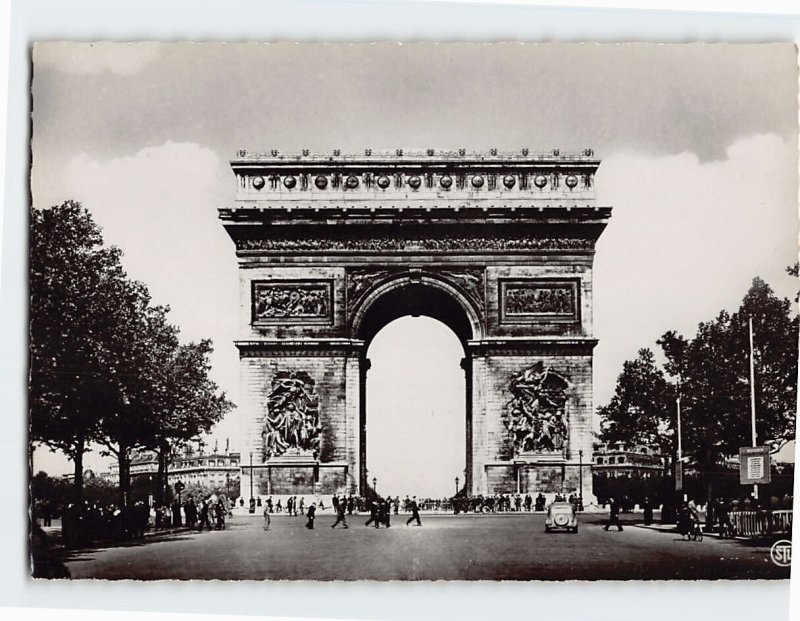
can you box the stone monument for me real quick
[219,148,611,501]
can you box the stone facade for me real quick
[220,149,611,500]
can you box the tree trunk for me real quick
[72,433,85,504]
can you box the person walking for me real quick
[298,497,305,515]
[331,499,349,529]
[406,496,422,526]
[604,497,623,531]
[643,497,653,526]
[286,496,293,517]
[305,502,316,529]
[365,500,380,528]
[380,498,391,528]
[263,502,271,531]
[197,499,210,532]
[184,497,197,528]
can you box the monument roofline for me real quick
[231,147,599,166]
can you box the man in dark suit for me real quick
[604,497,623,531]
[331,499,348,529]
[305,503,316,529]
[406,496,422,526]
[365,500,380,528]
[379,498,391,528]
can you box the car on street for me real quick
[545,501,578,533]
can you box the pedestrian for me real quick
[406,496,422,526]
[380,498,391,527]
[286,496,294,517]
[263,502,271,531]
[298,497,305,515]
[331,499,349,529]
[332,494,340,515]
[347,495,355,515]
[172,498,183,527]
[214,500,226,530]
[524,493,532,512]
[184,496,197,528]
[365,500,380,528]
[306,502,316,529]
[643,497,653,526]
[276,499,282,514]
[197,499,209,532]
[604,497,623,532]
[266,497,273,513]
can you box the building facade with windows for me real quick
[106,448,241,489]
[593,442,667,477]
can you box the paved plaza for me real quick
[55,513,790,581]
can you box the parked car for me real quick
[545,501,578,533]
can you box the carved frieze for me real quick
[500,279,580,323]
[252,280,333,324]
[262,371,321,460]
[438,269,485,313]
[236,236,595,253]
[345,267,485,317]
[346,269,394,314]
[505,363,570,456]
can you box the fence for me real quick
[728,510,793,538]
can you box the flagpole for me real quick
[748,316,759,501]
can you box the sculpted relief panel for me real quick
[252,281,332,323]
[505,363,570,455]
[262,371,322,460]
[500,279,579,323]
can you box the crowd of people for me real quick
[36,493,233,549]
[453,492,559,513]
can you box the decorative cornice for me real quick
[233,235,597,253]
[232,147,598,165]
[228,150,603,211]
[467,337,598,357]
[236,339,365,358]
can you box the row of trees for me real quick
[599,274,798,500]
[30,201,234,508]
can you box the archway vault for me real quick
[350,270,483,346]
[222,148,611,501]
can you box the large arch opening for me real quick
[365,316,465,498]
[355,280,477,498]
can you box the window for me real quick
[596,457,604,464]
[617,456,626,464]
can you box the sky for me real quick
[29,42,799,493]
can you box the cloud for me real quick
[34,42,161,76]
[593,133,798,413]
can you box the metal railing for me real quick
[727,510,793,537]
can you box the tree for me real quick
[659,278,798,470]
[30,202,132,502]
[598,348,675,455]
[147,339,234,508]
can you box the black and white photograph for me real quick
[25,39,797,586]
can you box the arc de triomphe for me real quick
[219,149,611,501]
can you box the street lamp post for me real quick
[249,451,254,501]
[372,476,377,495]
[578,450,584,510]
[455,476,459,495]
